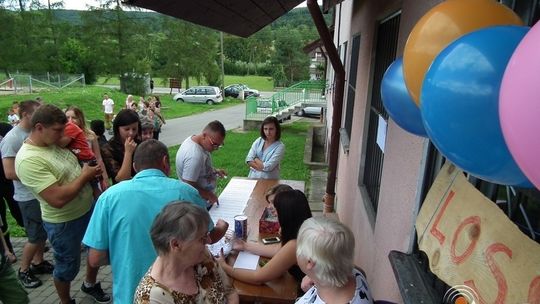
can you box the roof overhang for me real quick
[123,0,306,37]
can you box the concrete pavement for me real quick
[9,237,112,304]
[157,103,245,147]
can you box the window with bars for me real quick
[341,34,361,151]
[360,12,400,214]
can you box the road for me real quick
[158,103,245,147]
[98,84,273,147]
[98,84,275,98]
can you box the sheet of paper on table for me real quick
[233,251,260,270]
[209,178,257,228]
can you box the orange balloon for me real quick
[403,0,523,106]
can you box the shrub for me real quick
[119,72,150,96]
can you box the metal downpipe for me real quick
[307,0,346,213]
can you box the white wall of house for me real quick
[325,0,442,301]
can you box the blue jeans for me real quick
[17,199,47,243]
[43,210,92,282]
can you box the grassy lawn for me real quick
[97,75,275,92]
[4,120,311,237]
[169,122,311,193]
[0,86,243,124]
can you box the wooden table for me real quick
[226,178,304,304]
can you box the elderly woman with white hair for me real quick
[295,216,373,304]
[134,201,238,304]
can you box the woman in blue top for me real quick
[246,116,285,179]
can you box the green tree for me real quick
[159,17,219,88]
[80,0,153,77]
[223,27,273,76]
[272,27,309,86]
[58,38,98,83]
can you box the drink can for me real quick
[234,215,248,241]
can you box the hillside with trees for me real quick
[0,0,332,88]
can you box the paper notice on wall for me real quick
[376,115,387,152]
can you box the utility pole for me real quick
[220,31,225,91]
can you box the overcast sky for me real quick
[53,0,100,10]
[42,0,310,10]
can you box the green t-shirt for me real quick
[15,143,93,223]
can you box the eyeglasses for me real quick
[207,135,224,149]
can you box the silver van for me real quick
[173,86,223,105]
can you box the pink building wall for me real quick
[324,0,442,302]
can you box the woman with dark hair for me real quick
[246,116,285,179]
[90,120,108,148]
[63,106,109,192]
[100,109,141,184]
[217,189,312,289]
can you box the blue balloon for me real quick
[421,25,531,187]
[381,58,427,137]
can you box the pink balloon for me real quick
[500,22,540,189]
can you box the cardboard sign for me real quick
[416,163,540,303]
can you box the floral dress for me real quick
[134,253,233,304]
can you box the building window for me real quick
[500,0,539,24]
[341,34,361,151]
[341,41,348,70]
[360,12,400,213]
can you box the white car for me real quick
[297,106,323,117]
[173,86,223,105]
[256,100,273,114]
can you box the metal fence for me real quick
[245,80,326,121]
[0,73,85,94]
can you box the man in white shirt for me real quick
[102,94,114,134]
[175,120,227,206]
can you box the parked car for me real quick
[224,84,260,98]
[256,100,273,114]
[173,86,223,105]
[296,106,323,118]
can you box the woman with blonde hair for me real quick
[295,216,373,304]
[64,106,109,191]
[125,94,134,109]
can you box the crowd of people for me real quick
[0,95,373,304]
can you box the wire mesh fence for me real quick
[0,73,85,94]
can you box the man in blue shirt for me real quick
[83,139,228,304]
